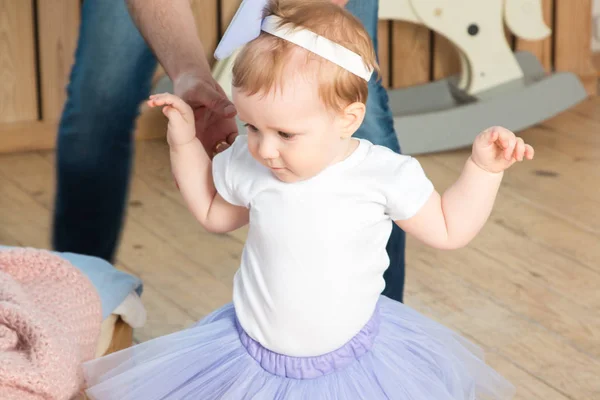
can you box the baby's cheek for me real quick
[247,137,258,155]
[247,142,265,166]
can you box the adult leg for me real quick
[52,0,157,263]
[346,0,407,302]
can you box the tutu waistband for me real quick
[236,306,380,380]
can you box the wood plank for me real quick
[126,175,243,286]
[367,271,565,400]
[0,171,51,250]
[0,120,59,153]
[35,0,80,121]
[377,21,391,88]
[0,146,220,339]
[0,149,232,321]
[220,0,242,35]
[420,145,600,289]
[447,198,600,310]
[541,108,600,146]
[432,33,460,80]
[409,157,600,357]
[570,94,600,121]
[0,106,166,154]
[0,165,197,342]
[481,353,570,400]
[390,22,431,88]
[0,229,21,247]
[82,169,234,317]
[404,243,600,399]
[126,142,239,252]
[425,127,600,237]
[103,317,133,354]
[0,0,38,123]
[133,104,168,141]
[191,0,219,66]
[423,149,600,274]
[152,65,165,87]
[514,0,553,71]
[508,126,600,231]
[593,52,600,77]
[417,149,600,304]
[554,0,598,95]
[520,121,600,184]
[114,140,244,284]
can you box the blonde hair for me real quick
[232,0,380,112]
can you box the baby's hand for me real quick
[147,93,196,147]
[471,126,534,173]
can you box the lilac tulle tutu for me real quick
[83,296,515,399]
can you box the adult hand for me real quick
[330,0,349,6]
[173,71,239,157]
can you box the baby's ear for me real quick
[338,101,366,139]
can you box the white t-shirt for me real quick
[212,135,434,357]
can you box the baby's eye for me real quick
[278,131,295,140]
[244,123,258,133]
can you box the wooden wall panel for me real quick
[554,0,598,95]
[0,0,597,154]
[377,21,391,88]
[0,0,38,123]
[220,0,242,35]
[391,22,431,88]
[36,0,80,121]
[191,0,219,66]
[514,0,553,72]
[432,34,460,80]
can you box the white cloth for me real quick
[212,135,434,357]
[94,292,146,358]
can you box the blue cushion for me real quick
[0,245,143,320]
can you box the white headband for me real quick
[260,15,373,81]
[214,0,373,81]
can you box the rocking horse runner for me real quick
[379,0,588,154]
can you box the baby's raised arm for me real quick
[396,127,534,250]
[395,157,503,250]
[147,93,249,233]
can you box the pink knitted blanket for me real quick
[0,248,102,400]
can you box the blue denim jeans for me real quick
[52,0,407,302]
[346,0,407,302]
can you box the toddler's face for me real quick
[233,71,352,183]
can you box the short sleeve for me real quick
[381,155,434,221]
[212,135,249,207]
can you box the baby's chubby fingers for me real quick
[161,105,178,119]
[148,93,172,106]
[512,137,525,161]
[495,127,517,161]
[480,127,499,145]
[147,93,193,122]
[148,93,190,110]
[524,144,535,160]
[148,93,176,106]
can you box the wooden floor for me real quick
[1,96,600,399]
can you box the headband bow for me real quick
[214,0,373,81]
